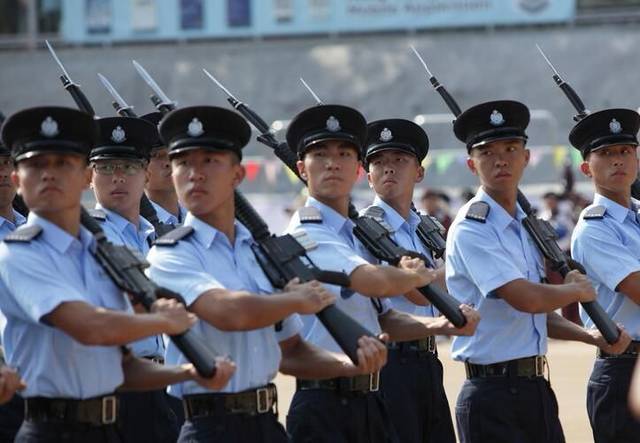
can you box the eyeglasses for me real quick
[92,162,145,176]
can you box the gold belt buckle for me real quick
[101,396,117,425]
[256,387,270,414]
[369,372,380,392]
[535,356,545,377]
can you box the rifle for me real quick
[80,207,217,377]
[412,46,619,343]
[133,63,376,363]
[45,44,220,374]
[96,73,174,237]
[204,71,466,327]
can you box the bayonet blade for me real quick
[299,78,323,104]
[132,60,174,105]
[536,44,561,77]
[45,40,73,82]
[410,45,434,78]
[97,73,131,110]
[201,68,239,102]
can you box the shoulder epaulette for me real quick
[298,206,322,224]
[89,209,107,222]
[583,205,606,220]
[4,225,43,243]
[362,205,394,232]
[465,201,490,223]
[154,226,194,246]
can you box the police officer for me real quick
[141,112,186,226]
[569,108,640,443]
[362,118,455,443]
[146,105,387,443]
[445,100,630,442]
[284,104,479,443]
[0,130,27,442]
[89,116,180,443]
[0,106,235,442]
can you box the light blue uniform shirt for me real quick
[572,193,640,339]
[147,213,302,397]
[285,197,388,353]
[150,199,187,227]
[94,204,161,358]
[446,188,547,364]
[361,196,437,318]
[0,213,129,398]
[0,210,28,339]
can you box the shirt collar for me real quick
[96,204,154,237]
[476,187,526,232]
[306,196,353,234]
[0,209,27,229]
[184,212,253,249]
[28,212,94,254]
[593,193,633,224]
[371,195,420,232]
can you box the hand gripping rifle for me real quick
[80,207,218,377]
[96,73,175,237]
[44,46,220,373]
[412,47,619,343]
[132,64,376,363]
[204,72,466,327]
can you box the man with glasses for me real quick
[89,116,179,443]
[141,112,186,227]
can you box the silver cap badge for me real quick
[609,118,622,134]
[379,128,393,142]
[111,126,126,144]
[490,110,505,126]
[188,118,204,137]
[326,116,341,132]
[40,116,59,138]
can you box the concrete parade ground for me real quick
[274,339,599,442]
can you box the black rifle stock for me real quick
[80,208,218,376]
[233,191,376,364]
[517,191,619,344]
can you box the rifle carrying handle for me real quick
[418,284,466,328]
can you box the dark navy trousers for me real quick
[455,376,565,443]
[380,347,455,443]
[587,357,640,443]
[0,394,24,442]
[178,411,288,443]
[287,389,398,443]
[15,421,121,443]
[117,390,180,443]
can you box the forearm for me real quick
[193,290,299,331]
[118,355,193,391]
[280,338,354,379]
[378,310,445,342]
[351,265,423,298]
[497,280,581,314]
[546,312,595,345]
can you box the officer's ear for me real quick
[579,161,592,178]
[466,157,478,176]
[10,170,19,189]
[523,148,530,166]
[233,160,246,188]
[297,159,307,181]
[415,161,425,184]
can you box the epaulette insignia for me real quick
[291,231,318,251]
[362,206,394,232]
[465,201,490,223]
[154,226,194,246]
[4,225,43,243]
[583,205,606,220]
[298,206,322,224]
[89,209,107,222]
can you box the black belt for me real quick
[598,340,640,359]
[388,336,437,354]
[25,395,118,426]
[465,356,546,379]
[182,384,277,419]
[296,372,380,394]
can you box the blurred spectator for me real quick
[540,192,574,252]
[460,187,476,204]
[419,188,452,234]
